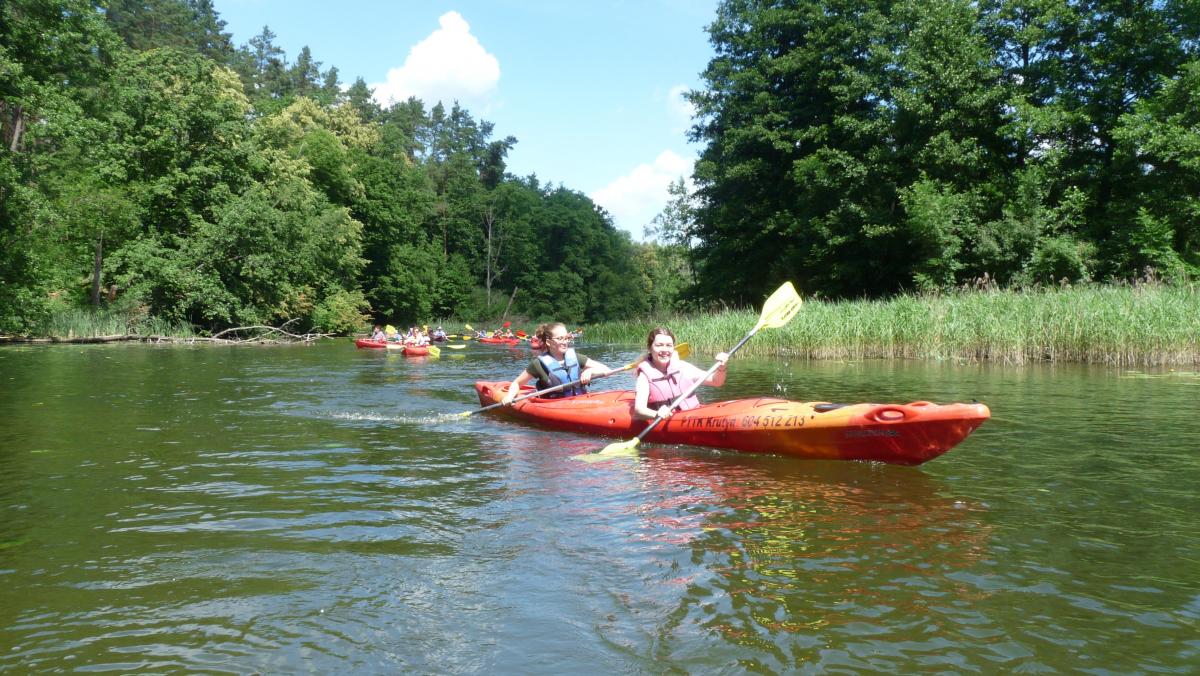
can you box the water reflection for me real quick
[564,450,993,669]
[2,344,1197,673]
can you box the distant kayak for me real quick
[473,381,989,465]
[355,339,429,355]
[477,336,521,345]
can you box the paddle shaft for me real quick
[628,328,759,444]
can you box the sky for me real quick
[214,0,720,240]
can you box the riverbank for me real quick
[586,283,1200,366]
[0,308,328,345]
[10,284,1197,365]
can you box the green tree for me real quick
[1065,0,1193,277]
[291,46,321,98]
[1113,59,1200,278]
[690,0,899,302]
[346,77,380,122]
[1,0,124,331]
[372,241,441,322]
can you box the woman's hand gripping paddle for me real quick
[447,344,690,419]
[579,282,802,461]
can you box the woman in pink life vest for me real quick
[633,327,729,420]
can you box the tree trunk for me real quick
[5,104,25,152]
[484,209,494,307]
[91,234,104,309]
[501,286,518,322]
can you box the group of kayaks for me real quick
[354,335,525,353]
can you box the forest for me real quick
[3,0,1199,336]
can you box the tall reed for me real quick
[36,308,195,340]
[586,284,1200,366]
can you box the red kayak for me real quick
[355,339,388,349]
[477,336,521,345]
[402,345,430,356]
[473,381,989,465]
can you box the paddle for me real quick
[427,344,440,357]
[448,343,690,419]
[587,282,802,459]
[445,344,466,350]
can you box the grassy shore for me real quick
[27,308,196,341]
[585,284,1200,366]
[14,284,1198,365]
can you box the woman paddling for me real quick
[502,322,610,403]
[633,327,729,420]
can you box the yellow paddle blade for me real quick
[595,437,643,458]
[756,282,803,330]
[676,342,691,359]
[427,345,440,357]
[464,324,473,331]
[445,344,466,349]
[573,437,640,462]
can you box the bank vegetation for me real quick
[587,282,1200,367]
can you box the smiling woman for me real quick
[500,322,610,404]
[634,326,729,421]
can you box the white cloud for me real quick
[371,12,499,108]
[667,84,695,133]
[590,150,693,239]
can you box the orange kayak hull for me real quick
[473,381,989,465]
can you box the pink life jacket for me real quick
[638,358,702,411]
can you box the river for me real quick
[0,341,1196,673]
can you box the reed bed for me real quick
[586,284,1200,366]
[35,308,195,340]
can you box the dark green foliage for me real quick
[688,0,1200,302]
[105,0,234,61]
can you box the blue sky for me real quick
[214,0,720,239]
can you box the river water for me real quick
[0,341,1196,673]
